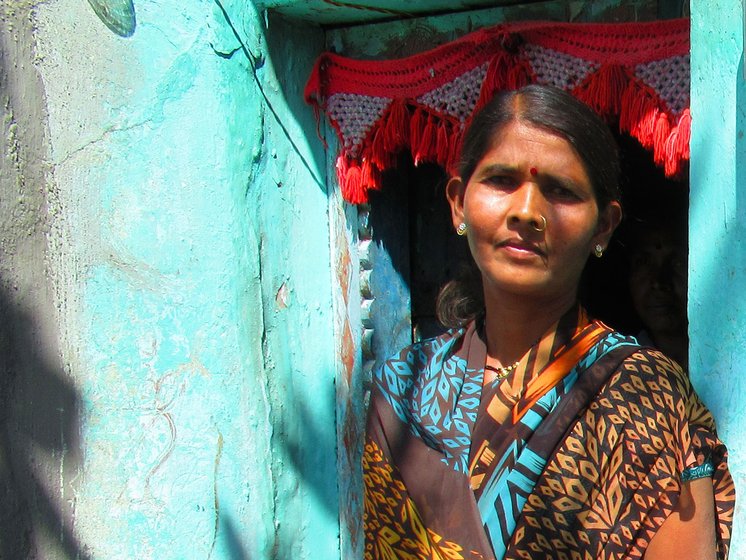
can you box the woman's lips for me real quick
[498,239,545,258]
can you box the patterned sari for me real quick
[364,306,734,559]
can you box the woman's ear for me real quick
[446,176,467,230]
[593,201,623,248]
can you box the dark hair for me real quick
[437,84,622,328]
[460,85,621,207]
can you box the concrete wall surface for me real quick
[1,1,338,558]
[690,1,745,556]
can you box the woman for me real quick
[625,212,689,369]
[363,85,734,560]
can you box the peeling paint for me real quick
[275,281,290,309]
[207,431,223,559]
[86,0,136,37]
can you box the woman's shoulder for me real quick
[370,325,472,419]
[622,345,685,372]
[613,345,694,402]
[379,326,468,372]
[372,325,470,391]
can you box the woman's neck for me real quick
[482,287,577,367]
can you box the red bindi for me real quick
[529,167,538,176]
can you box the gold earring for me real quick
[594,244,604,258]
[456,223,467,236]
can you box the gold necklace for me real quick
[484,360,521,380]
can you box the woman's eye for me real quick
[486,175,516,189]
[670,255,686,272]
[547,184,578,199]
[632,254,650,268]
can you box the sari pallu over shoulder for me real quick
[467,319,641,558]
[363,312,644,560]
[508,347,734,559]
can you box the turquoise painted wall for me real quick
[6,0,338,558]
[5,0,745,557]
[690,0,745,555]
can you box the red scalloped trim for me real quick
[311,19,691,203]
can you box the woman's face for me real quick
[448,120,621,304]
[628,227,687,336]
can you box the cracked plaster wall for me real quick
[1,1,338,558]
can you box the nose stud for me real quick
[531,215,547,232]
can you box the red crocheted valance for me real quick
[305,18,690,204]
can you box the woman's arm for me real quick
[645,477,717,560]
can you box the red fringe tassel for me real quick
[409,109,426,163]
[573,64,630,120]
[664,109,691,177]
[368,126,388,170]
[618,78,688,177]
[473,47,531,116]
[336,66,689,203]
[336,156,364,204]
[448,132,464,176]
[435,121,451,167]
[414,114,437,166]
[620,81,659,148]
[384,99,410,154]
[336,156,379,204]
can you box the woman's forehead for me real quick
[479,122,587,176]
[487,121,577,158]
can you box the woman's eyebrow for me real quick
[475,163,518,176]
[543,173,582,191]
[477,162,582,190]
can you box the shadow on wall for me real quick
[215,5,328,196]
[281,385,339,517]
[736,53,746,244]
[221,515,252,560]
[0,283,90,559]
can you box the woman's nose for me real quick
[507,183,545,230]
[651,260,675,292]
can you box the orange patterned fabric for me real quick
[510,313,609,423]
[364,438,487,560]
[510,349,734,559]
[364,318,734,560]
